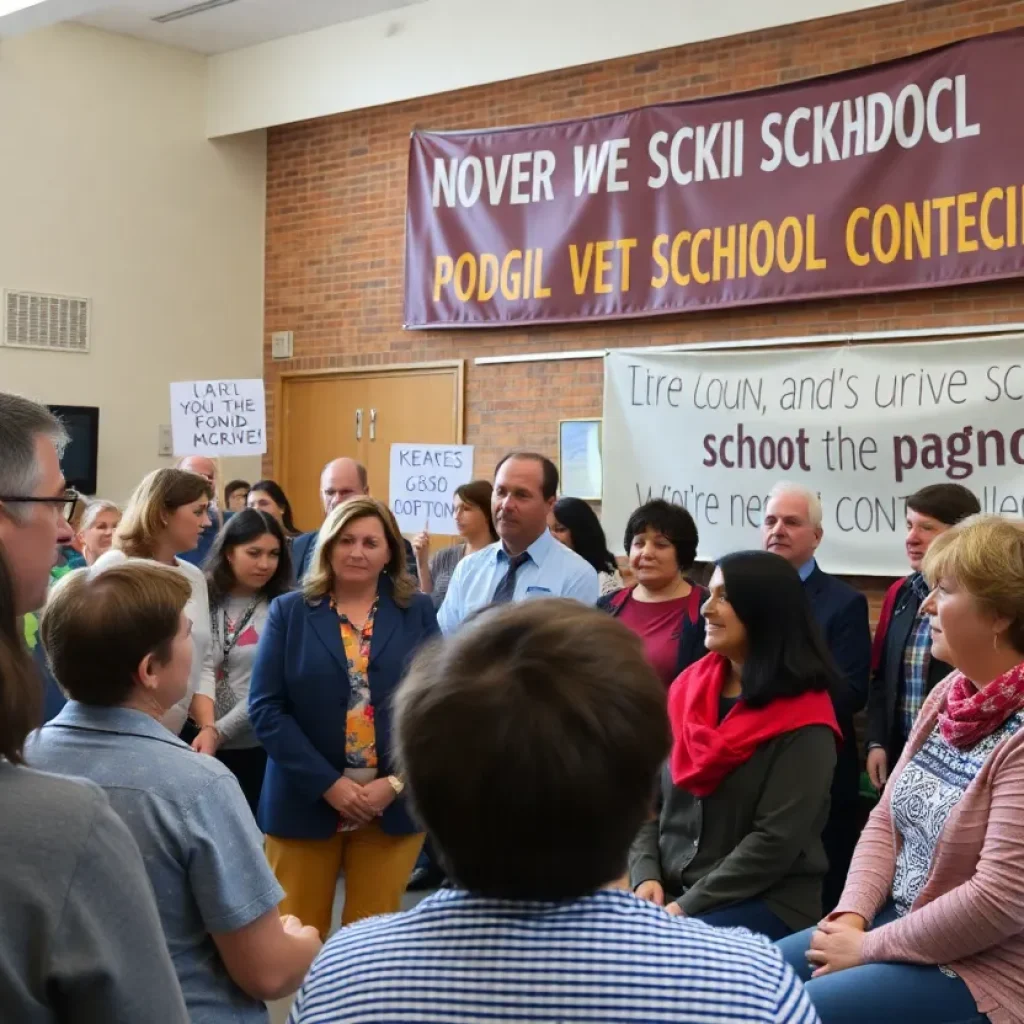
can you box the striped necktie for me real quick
[491,551,530,604]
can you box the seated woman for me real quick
[250,496,439,938]
[191,509,293,817]
[779,514,1024,1024]
[26,559,321,1021]
[631,550,841,939]
[599,499,707,686]
[411,480,497,610]
[549,496,622,595]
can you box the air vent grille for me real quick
[4,290,90,353]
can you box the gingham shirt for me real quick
[288,888,819,1024]
[900,573,934,739]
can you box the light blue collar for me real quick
[798,558,817,582]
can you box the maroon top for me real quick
[617,589,703,687]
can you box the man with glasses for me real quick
[0,393,77,616]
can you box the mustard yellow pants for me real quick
[265,823,424,939]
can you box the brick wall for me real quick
[263,0,1024,613]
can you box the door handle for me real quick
[369,408,377,441]
[355,408,363,441]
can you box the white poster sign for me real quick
[389,443,475,534]
[603,336,1024,576]
[170,379,266,457]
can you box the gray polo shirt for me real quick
[26,703,284,1024]
[0,761,189,1023]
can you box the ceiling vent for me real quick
[3,290,90,354]
[153,0,241,24]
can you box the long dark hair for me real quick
[552,497,617,575]
[455,480,498,541]
[0,546,41,763]
[716,550,839,709]
[248,479,300,537]
[206,509,293,607]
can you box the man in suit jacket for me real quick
[762,482,871,912]
[292,457,417,583]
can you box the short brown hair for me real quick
[494,451,559,500]
[303,496,416,607]
[923,514,1024,654]
[394,598,670,900]
[116,468,213,559]
[41,560,191,706]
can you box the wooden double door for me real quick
[275,362,464,543]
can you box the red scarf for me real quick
[668,653,842,797]
[939,661,1024,748]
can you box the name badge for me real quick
[525,586,552,596]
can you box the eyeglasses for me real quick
[0,489,81,522]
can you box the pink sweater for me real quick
[835,676,1024,1024]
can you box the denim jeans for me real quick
[776,903,990,1023]
[693,899,793,940]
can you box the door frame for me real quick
[272,360,466,478]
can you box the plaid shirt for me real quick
[900,572,933,739]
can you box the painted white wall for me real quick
[207,0,897,137]
[0,23,267,503]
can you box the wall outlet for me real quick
[158,424,173,457]
[271,330,294,359]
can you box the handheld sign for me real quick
[170,379,266,457]
[389,443,475,534]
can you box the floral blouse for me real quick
[335,599,378,769]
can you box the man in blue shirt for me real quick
[437,452,599,634]
[762,482,871,911]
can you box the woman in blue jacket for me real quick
[250,496,438,937]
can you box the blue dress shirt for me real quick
[437,529,599,634]
[797,557,817,582]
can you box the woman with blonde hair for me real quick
[73,499,121,566]
[779,514,1024,1024]
[27,559,321,1020]
[250,496,439,937]
[104,467,214,736]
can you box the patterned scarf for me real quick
[939,661,1024,748]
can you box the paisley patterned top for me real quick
[334,598,378,769]
[892,710,1024,916]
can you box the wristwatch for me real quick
[387,775,405,796]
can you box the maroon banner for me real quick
[404,30,1024,329]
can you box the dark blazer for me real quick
[597,584,708,680]
[248,578,439,839]
[803,564,871,806]
[866,575,952,762]
[292,530,418,584]
[629,726,836,932]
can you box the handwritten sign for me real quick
[389,443,475,534]
[170,379,266,457]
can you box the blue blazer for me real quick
[248,579,439,839]
[804,565,871,805]
[292,530,419,584]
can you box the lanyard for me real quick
[211,596,262,678]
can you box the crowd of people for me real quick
[2,386,1024,1023]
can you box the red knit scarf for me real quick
[668,652,842,798]
[938,661,1024,748]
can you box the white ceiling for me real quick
[74,0,424,54]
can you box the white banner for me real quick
[170,379,266,457]
[603,336,1024,576]
[389,443,475,534]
